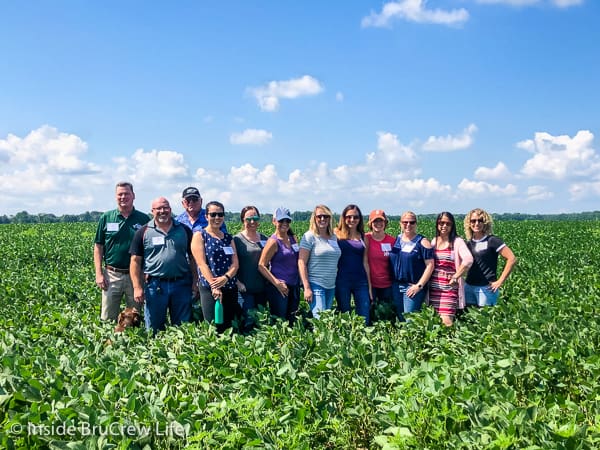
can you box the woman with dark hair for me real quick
[429,212,473,326]
[334,204,372,325]
[191,201,240,332]
[463,208,516,307]
[233,205,268,331]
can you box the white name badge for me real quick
[402,243,415,253]
[152,236,165,246]
[107,222,119,232]
[381,243,392,252]
[223,246,234,255]
[475,241,488,252]
[292,243,300,252]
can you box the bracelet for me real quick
[224,273,231,281]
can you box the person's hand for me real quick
[489,281,502,292]
[237,281,247,293]
[95,274,108,290]
[406,284,421,298]
[303,287,313,303]
[133,287,145,304]
[212,288,223,301]
[276,280,288,297]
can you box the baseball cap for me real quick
[274,207,292,222]
[368,209,387,224]
[182,187,200,199]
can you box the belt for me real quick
[148,275,185,282]
[106,265,129,274]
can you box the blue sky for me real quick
[1,0,598,216]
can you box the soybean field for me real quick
[0,220,599,449]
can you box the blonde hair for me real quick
[309,204,334,237]
[464,208,493,240]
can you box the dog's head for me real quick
[114,307,141,333]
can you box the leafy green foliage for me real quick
[0,221,599,449]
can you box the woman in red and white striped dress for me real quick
[429,212,473,326]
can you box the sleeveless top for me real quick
[199,230,236,289]
[269,233,299,285]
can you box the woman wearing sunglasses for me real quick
[334,204,372,325]
[233,205,269,332]
[463,208,516,307]
[389,211,434,320]
[429,212,473,326]
[258,207,300,326]
[191,201,240,331]
[298,204,341,319]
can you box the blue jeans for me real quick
[309,282,335,319]
[392,281,426,321]
[464,283,499,307]
[335,276,371,325]
[144,275,192,334]
[267,283,300,325]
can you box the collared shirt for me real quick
[94,208,150,269]
[129,220,193,278]
[176,209,227,233]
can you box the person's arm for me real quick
[362,240,373,301]
[130,255,145,304]
[93,243,108,290]
[490,245,516,292]
[259,239,289,296]
[298,248,312,303]
[450,238,474,285]
[185,229,199,298]
[191,231,214,285]
[407,237,434,298]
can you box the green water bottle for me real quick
[214,298,224,325]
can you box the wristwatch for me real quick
[417,283,423,289]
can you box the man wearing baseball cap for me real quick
[176,186,227,233]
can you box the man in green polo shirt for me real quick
[94,181,150,321]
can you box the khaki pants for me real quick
[100,269,137,321]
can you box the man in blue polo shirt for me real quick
[94,181,149,321]
[130,197,198,333]
[176,186,227,233]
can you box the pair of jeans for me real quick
[464,283,499,307]
[392,281,426,321]
[266,283,300,325]
[335,276,371,325]
[308,282,335,319]
[199,286,240,332]
[144,275,192,334]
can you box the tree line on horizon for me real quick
[1,209,599,225]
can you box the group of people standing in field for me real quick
[94,182,516,334]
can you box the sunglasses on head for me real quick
[244,216,260,222]
[470,218,484,224]
[208,212,225,218]
[316,214,330,220]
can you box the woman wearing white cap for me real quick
[258,207,300,325]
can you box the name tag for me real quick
[475,241,488,252]
[402,243,415,253]
[381,243,392,252]
[107,222,119,232]
[223,246,234,255]
[292,243,299,252]
[152,236,165,246]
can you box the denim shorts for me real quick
[464,283,499,307]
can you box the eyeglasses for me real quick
[345,215,360,220]
[153,207,171,212]
[402,220,416,225]
[278,218,291,224]
[244,216,260,222]
[438,221,452,227]
[185,197,200,203]
[208,212,225,218]
[470,218,485,224]
[316,214,330,220]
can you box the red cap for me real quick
[368,209,387,224]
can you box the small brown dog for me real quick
[114,307,141,333]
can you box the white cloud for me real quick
[474,162,511,180]
[422,123,478,152]
[552,0,583,7]
[475,0,582,6]
[457,178,518,196]
[569,181,600,200]
[518,130,600,180]
[361,0,469,28]
[336,92,344,102]
[526,185,554,201]
[117,148,189,185]
[247,75,324,112]
[230,129,273,146]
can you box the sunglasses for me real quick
[316,214,330,220]
[185,197,200,203]
[278,218,291,224]
[470,218,485,224]
[438,221,452,226]
[208,212,225,218]
[402,220,416,225]
[244,216,260,222]
[345,215,360,220]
